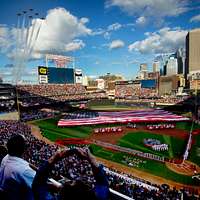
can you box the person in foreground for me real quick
[0,145,7,164]
[0,134,36,200]
[32,148,109,200]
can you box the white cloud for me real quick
[106,0,189,25]
[106,0,188,16]
[104,32,111,39]
[24,68,38,76]
[91,28,105,36]
[0,71,12,76]
[64,39,85,52]
[190,14,200,23]
[107,23,122,31]
[34,8,91,56]
[109,39,125,49]
[0,7,91,60]
[144,32,151,36]
[80,17,90,24]
[92,22,122,38]
[136,16,147,26]
[128,27,188,54]
[129,59,140,64]
[0,26,12,54]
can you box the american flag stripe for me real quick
[57,109,189,127]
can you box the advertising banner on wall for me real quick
[75,69,83,84]
[38,66,48,84]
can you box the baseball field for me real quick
[31,106,200,187]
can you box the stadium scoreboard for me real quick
[38,66,83,84]
[141,79,156,88]
[48,67,74,84]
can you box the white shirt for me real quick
[0,154,36,200]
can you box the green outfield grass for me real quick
[32,118,93,141]
[89,105,145,111]
[117,131,187,159]
[176,121,200,131]
[90,144,198,186]
[189,133,200,166]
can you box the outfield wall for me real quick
[87,99,115,107]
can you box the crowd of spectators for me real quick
[19,92,107,107]
[20,110,54,122]
[17,84,107,107]
[115,85,157,99]
[0,121,97,186]
[140,88,157,99]
[0,83,191,113]
[106,168,199,200]
[156,96,190,105]
[0,100,16,113]
[115,85,141,99]
[0,121,199,199]
[17,84,86,97]
[115,84,190,105]
[0,121,58,170]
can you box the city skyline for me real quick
[0,0,200,83]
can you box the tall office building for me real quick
[140,63,147,71]
[139,63,148,79]
[155,54,171,76]
[176,48,185,74]
[185,29,200,75]
[163,65,167,76]
[166,57,178,76]
[153,61,160,73]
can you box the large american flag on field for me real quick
[57,109,189,127]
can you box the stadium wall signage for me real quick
[38,66,48,84]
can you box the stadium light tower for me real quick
[12,9,44,85]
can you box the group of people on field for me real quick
[94,127,123,134]
[146,123,175,130]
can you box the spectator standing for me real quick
[0,134,36,200]
[32,148,109,200]
[0,145,7,163]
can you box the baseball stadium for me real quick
[1,77,200,199]
[1,3,200,200]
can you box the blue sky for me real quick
[0,0,200,83]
